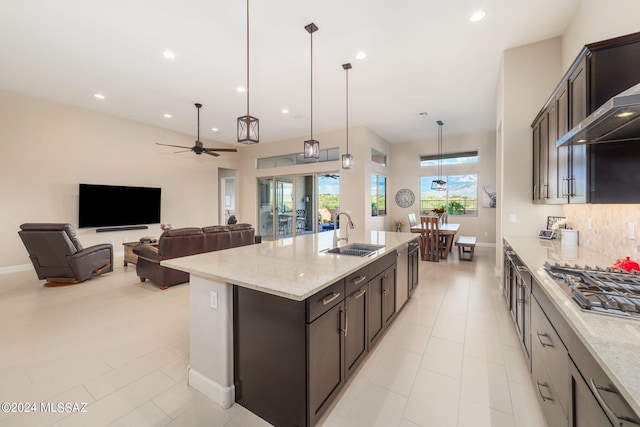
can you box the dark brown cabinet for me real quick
[368,264,396,348]
[308,301,345,424]
[505,242,640,427]
[532,31,640,204]
[569,360,612,427]
[234,251,398,427]
[344,272,368,380]
[531,296,569,426]
[503,243,531,366]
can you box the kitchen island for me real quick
[504,236,640,424]
[163,230,418,424]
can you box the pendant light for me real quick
[237,0,259,144]
[341,62,353,169]
[303,23,320,159]
[431,120,447,190]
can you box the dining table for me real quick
[410,222,460,260]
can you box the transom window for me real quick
[420,150,478,167]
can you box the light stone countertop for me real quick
[504,236,640,416]
[162,230,418,301]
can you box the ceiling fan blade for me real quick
[205,151,220,157]
[173,149,192,154]
[203,148,238,152]
[157,142,193,150]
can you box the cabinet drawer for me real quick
[531,297,569,413]
[345,266,369,296]
[532,346,568,426]
[307,279,345,323]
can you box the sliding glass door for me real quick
[258,173,339,241]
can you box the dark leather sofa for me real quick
[133,224,255,289]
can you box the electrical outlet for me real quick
[629,223,635,240]
[587,218,592,230]
[210,291,218,309]
[509,214,517,224]
[484,231,489,237]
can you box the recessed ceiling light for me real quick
[163,50,176,59]
[470,10,486,22]
[211,127,219,132]
[94,93,105,99]
[163,114,172,118]
[355,51,366,60]
[237,86,246,93]
[281,109,289,114]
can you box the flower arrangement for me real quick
[392,219,405,231]
[432,207,445,217]
[160,223,173,231]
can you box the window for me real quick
[371,148,387,166]
[371,174,387,216]
[257,148,339,169]
[420,150,478,167]
[419,174,478,216]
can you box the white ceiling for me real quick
[0,0,579,145]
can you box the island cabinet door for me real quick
[382,265,397,328]
[307,301,345,426]
[345,283,368,380]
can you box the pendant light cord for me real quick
[310,29,313,141]
[345,66,349,152]
[246,0,250,116]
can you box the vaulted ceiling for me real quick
[0,0,579,144]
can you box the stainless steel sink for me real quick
[323,243,385,257]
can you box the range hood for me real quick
[556,82,640,147]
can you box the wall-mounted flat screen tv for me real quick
[79,184,161,228]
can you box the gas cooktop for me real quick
[544,262,640,319]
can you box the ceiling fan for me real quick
[156,103,238,157]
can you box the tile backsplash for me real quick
[563,204,640,261]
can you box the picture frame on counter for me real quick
[546,216,566,230]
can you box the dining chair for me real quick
[419,216,441,262]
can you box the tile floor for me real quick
[0,247,547,427]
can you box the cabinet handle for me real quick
[352,275,367,285]
[340,309,348,337]
[516,265,528,272]
[353,288,366,299]
[590,379,640,425]
[569,176,577,197]
[321,292,341,305]
[543,184,550,199]
[536,331,554,348]
[536,381,554,402]
[562,176,569,197]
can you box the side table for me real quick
[122,241,158,266]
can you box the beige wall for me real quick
[498,37,564,247]
[562,0,640,70]
[390,130,497,245]
[1,90,240,270]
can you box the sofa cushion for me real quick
[158,227,204,258]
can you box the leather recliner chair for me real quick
[18,223,113,286]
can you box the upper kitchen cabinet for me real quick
[532,31,640,204]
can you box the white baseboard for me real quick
[0,264,32,275]
[187,366,235,409]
